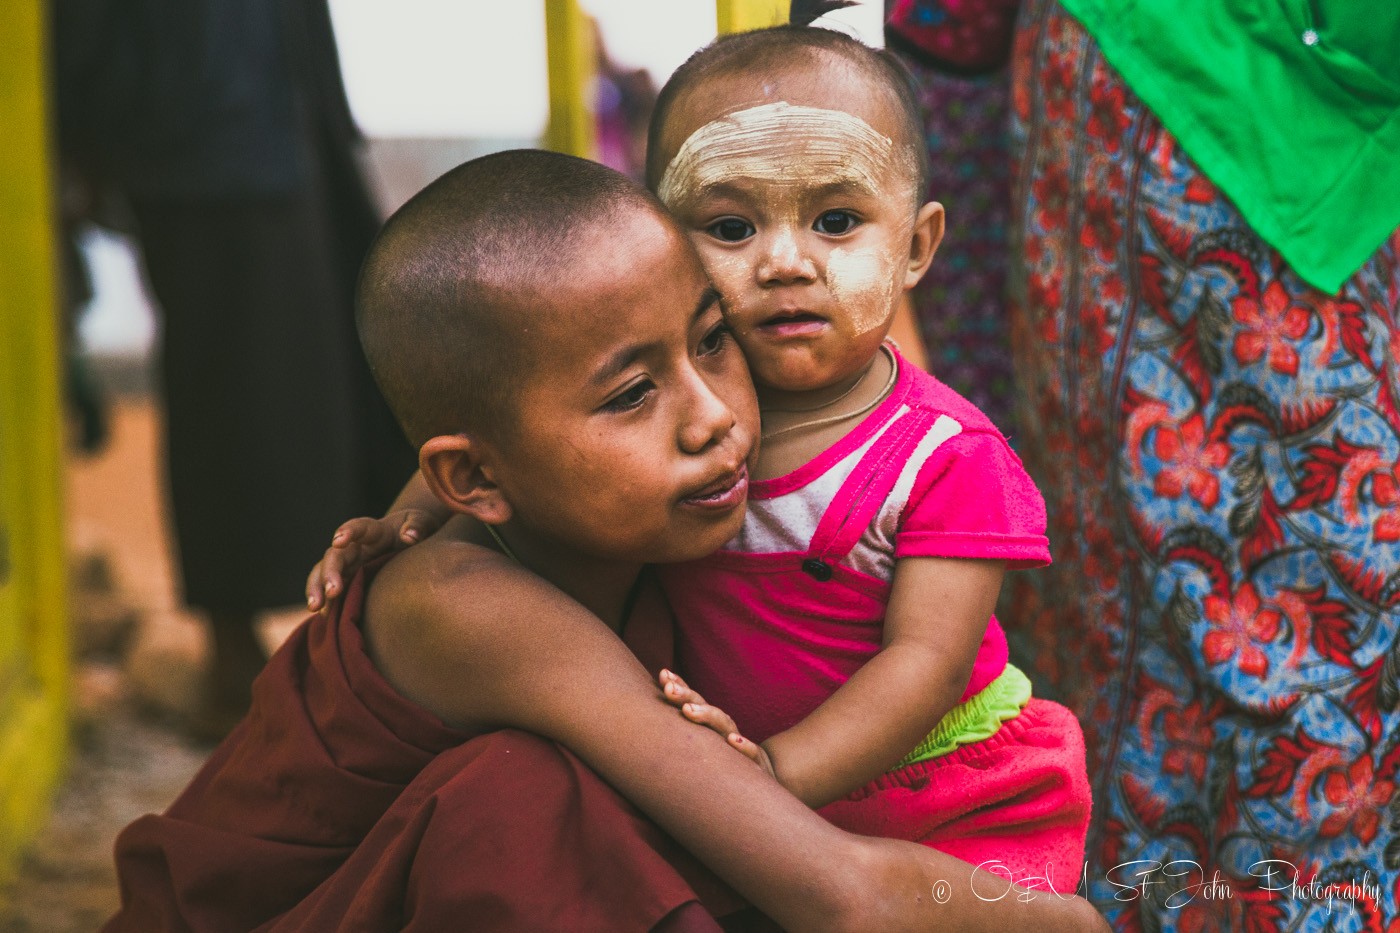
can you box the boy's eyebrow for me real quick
[589,288,722,389]
[693,286,722,321]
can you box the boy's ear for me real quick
[903,201,945,289]
[418,433,513,525]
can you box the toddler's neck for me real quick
[753,345,898,482]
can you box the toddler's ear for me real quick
[418,434,512,524]
[904,201,945,288]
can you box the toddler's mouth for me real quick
[757,311,828,338]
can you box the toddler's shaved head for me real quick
[357,150,666,447]
[645,17,931,201]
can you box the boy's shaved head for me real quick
[357,149,664,448]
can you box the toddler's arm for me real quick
[760,557,1004,808]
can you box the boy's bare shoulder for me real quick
[360,530,621,730]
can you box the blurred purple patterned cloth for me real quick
[888,0,1020,431]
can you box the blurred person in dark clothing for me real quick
[53,0,415,735]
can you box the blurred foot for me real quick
[190,610,268,743]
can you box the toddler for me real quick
[311,11,1091,893]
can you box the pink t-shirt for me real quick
[660,348,1050,744]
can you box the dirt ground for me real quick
[0,398,213,931]
[0,702,208,931]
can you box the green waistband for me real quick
[893,664,1033,770]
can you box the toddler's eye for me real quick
[813,211,858,235]
[697,322,732,357]
[707,218,755,243]
[604,380,654,413]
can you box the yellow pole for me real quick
[0,0,70,888]
[716,0,789,33]
[543,0,597,159]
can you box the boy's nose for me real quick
[757,228,816,286]
[678,367,737,455]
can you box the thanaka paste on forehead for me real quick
[656,101,914,210]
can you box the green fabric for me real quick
[894,664,1033,769]
[1057,0,1400,293]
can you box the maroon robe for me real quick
[105,562,741,931]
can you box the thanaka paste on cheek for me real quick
[825,244,902,336]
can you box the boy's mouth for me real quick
[756,310,828,338]
[680,464,749,511]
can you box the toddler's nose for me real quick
[757,228,816,285]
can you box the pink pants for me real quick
[819,698,1091,895]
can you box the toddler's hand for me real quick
[659,669,776,780]
[305,510,442,614]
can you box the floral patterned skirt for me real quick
[1006,1,1400,929]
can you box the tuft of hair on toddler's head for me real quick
[356,149,663,449]
[645,0,930,202]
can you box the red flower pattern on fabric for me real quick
[1080,191,1121,263]
[1043,52,1077,122]
[1232,280,1311,375]
[1087,75,1132,153]
[1153,415,1229,509]
[1320,756,1395,844]
[1032,167,1070,232]
[1373,470,1400,542]
[1161,702,1213,782]
[1202,583,1281,679]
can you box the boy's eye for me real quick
[707,218,755,243]
[697,322,732,357]
[813,210,858,235]
[603,379,654,413]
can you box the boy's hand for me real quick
[659,669,776,780]
[305,510,442,614]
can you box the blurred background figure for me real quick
[885,0,1019,430]
[53,0,417,736]
[594,26,659,180]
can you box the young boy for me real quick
[109,151,1105,931]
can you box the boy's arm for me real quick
[366,546,1099,932]
[759,558,1003,808]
